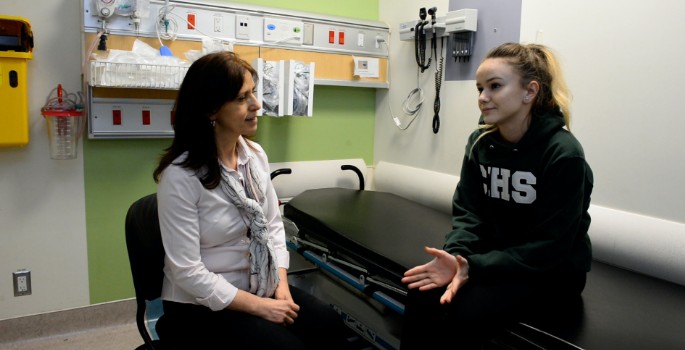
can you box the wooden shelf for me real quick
[84,34,388,89]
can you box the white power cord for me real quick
[270,36,301,45]
[378,38,425,130]
[156,3,235,52]
[389,69,425,130]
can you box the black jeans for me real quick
[156,285,354,350]
[400,272,586,350]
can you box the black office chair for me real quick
[125,193,165,350]
[123,169,292,349]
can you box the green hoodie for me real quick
[444,111,593,283]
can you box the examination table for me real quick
[283,186,685,350]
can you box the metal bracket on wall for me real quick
[87,87,175,139]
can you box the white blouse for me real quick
[157,137,289,311]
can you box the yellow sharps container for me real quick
[0,15,34,147]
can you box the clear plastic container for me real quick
[43,112,82,159]
[41,85,83,159]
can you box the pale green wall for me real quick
[227,0,378,21]
[85,0,379,303]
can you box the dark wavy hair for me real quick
[153,51,258,189]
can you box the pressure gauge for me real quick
[94,0,117,19]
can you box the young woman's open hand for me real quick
[401,247,469,304]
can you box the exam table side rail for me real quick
[284,196,419,304]
[285,210,408,309]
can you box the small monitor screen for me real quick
[0,35,20,48]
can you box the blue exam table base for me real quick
[284,188,685,350]
[287,240,406,315]
[287,247,403,350]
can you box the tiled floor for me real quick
[0,255,352,350]
[0,255,317,350]
[0,299,144,350]
[0,322,142,350]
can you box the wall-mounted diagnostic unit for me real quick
[446,9,478,62]
[399,7,478,62]
[396,7,477,134]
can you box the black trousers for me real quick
[156,285,353,350]
[400,272,586,350]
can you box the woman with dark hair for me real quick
[400,42,593,349]
[153,51,352,349]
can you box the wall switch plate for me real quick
[303,23,314,45]
[236,15,250,40]
[13,270,31,297]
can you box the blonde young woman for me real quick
[401,43,593,349]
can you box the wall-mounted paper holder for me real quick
[445,9,478,62]
[444,9,477,33]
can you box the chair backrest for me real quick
[125,193,165,349]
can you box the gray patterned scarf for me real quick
[219,153,279,297]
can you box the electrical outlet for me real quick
[213,15,223,33]
[13,270,32,297]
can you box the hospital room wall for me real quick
[375,0,685,224]
[0,0,377,321]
